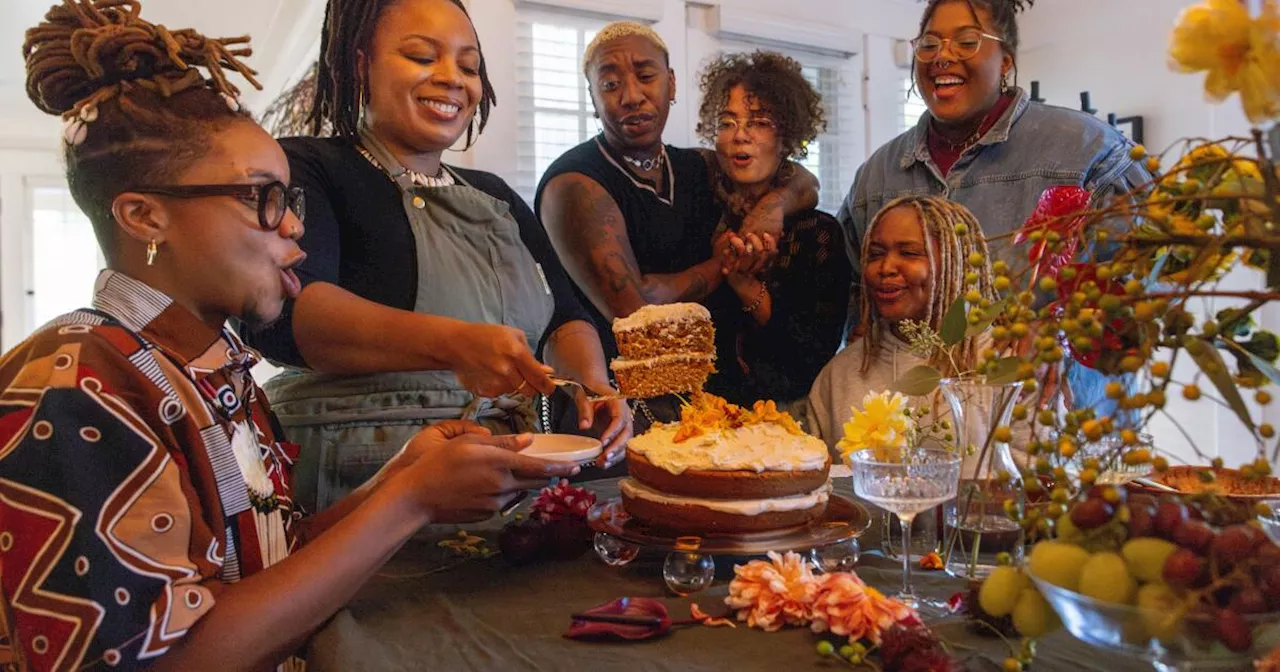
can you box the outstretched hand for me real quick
[392,426,579,523]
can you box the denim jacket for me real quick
[837,87,1150,419]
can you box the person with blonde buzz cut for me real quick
[536,21,822,425]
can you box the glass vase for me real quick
[940,375,1025,580]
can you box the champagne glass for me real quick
[849,448,961,611]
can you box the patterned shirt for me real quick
[0,271,300,670]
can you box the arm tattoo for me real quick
[553,178,646,311]
[679,268,709,302]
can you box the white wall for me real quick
[1019,0,1271,466]
[0,147,64,351]
[1019,0,1249,152]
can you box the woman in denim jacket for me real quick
[838,0,1149,419]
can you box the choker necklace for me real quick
[621,148,666,172]
[357,144,455,188]
[932,121,984,153]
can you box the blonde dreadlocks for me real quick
[23,0,261,254]
[859,195,997,377]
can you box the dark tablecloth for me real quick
[306,479,1148,671]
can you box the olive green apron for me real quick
[267,129,555,511]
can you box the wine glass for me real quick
[849,448,961,612]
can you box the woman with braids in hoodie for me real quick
[808,196,996,452]
[837,0,1150,420]
[4,2,577,668]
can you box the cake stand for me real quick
[586,495,872,595]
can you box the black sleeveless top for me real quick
[535,135,722,358]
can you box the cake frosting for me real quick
[628,421,829,474]
[620,393,833,533]
[620,478,832,515]
[610,352,714,372]
[613,302,711,332]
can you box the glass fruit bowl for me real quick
[1258,499,1280,546]
[1027,568,1280,671]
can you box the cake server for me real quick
[549,376,627,403]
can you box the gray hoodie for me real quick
[806,330,927,455]
[807,329,1029,471]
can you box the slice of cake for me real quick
[619,394,832,533]
[610,303,715,398]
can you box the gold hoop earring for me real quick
[146,239,158,266]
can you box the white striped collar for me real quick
[92,270,172,333]
[91,269,256,371]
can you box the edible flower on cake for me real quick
[671,393,804,443]
[627,393,827,475]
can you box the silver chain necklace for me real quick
[621,148,666,172]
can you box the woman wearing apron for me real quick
[246,0,629,511]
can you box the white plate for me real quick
[519,434,603,463]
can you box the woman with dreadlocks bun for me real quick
[837,0,1148,422]
[2,2,577,669]
[247,0,631,512]
[808,196,996,452]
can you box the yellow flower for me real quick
[1170,214,1201,235]
[1231,157,1263,180]
[1169,0,1280,124]
[1163,249,1241,283]
[837,392,912,463]
[1173,142,1231,177]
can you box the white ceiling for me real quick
[0,0,324,145]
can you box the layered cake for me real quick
[620,394,832,533]
[610,303,716,398]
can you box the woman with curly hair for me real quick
[696,51,851,410]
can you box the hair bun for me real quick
[23,0,260,117]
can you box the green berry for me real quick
[838,645,855,659]
[955,223,970,235]
[816,640,835,656]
